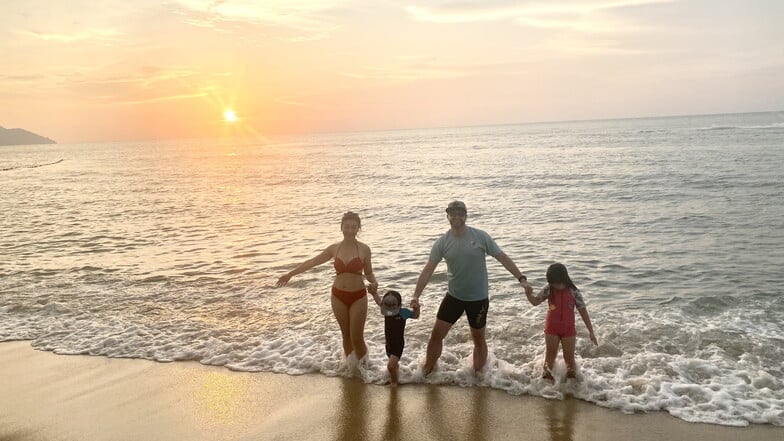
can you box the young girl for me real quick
[524,263,598,381]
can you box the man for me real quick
[410,200,533,374]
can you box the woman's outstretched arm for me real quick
[276,246,334,287]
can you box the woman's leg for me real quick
[561,336,577,378]
[331,295,353,357]
[543,333,561,379]
[348,295,369,360]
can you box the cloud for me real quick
[340,59,473,82]
[111,91,210,105]
[275,56,542,110]
[1,1,151,44]
[8,65,221,107]
[174,0,350,19]
[402,0,675,29]
[0,74,48,82]
[63,65,202,88]
[274,97,313,108]
[16,29,123,43]
[171,0,349,40]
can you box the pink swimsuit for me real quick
[544,287,578,337]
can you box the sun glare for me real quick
[223,109,238,123]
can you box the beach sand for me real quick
[0,341,779,441]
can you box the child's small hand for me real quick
[589,332,598,346]
[367,282,378,295]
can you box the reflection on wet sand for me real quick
[383,388,402,441]
[424,386,457,439]
[546,397,576,441]
[422,381,490,441]
[333,379,370,441]
[320,377,771,441]
[468,387,488,441]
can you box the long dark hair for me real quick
[546,262,578,290]
[341,211,362,230]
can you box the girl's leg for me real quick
[543,334,561,379]
[348,295,369,360]
[331,295,353,357]
[561,336,577,378]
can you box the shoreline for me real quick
[1,341,780,441]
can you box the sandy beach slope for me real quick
[0,341,779,441]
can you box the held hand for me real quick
[410,297,420,310]
[367,282,379,295]
[589,332,598,346]
[276,274,291,288]
[520,280,533,296]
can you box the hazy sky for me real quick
[2,0,782,143]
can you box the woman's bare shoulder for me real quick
[324,241,341,254]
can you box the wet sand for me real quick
[0,341,779,441]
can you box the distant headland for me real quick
[0,126,56,146]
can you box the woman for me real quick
[276,211,380,362]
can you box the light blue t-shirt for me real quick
[428,226,502,301]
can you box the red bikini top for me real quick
[334,241,363,275]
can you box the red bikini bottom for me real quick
[331,286,367,307]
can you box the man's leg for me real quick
[469,326,487,372]
[423,319,452,375]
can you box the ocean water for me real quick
[2,112,784,426]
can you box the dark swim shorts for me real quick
[436,293,489,329]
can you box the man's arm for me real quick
[494,252,533,295]
[410,260,438,309]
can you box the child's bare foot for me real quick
[542,370,555,383]
[388,360,399,385]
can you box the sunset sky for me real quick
[2,0,782,143]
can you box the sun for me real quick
[223,109,238,123]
